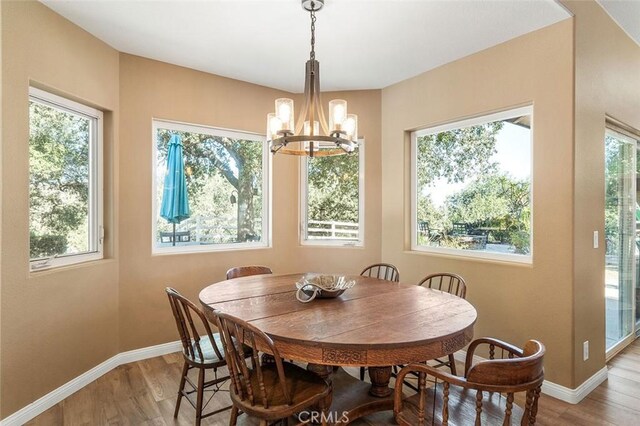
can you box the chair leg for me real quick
[360,366,366,381]
[174,361,189,418]
[448,354,457,375]
[229,406,239,426]
[195,367,205,426]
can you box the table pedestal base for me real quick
[305,367,394,425]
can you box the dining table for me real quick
[199,273,477,424]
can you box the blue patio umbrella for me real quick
[160,134,190,246]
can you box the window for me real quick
[411,106,532,263]
[153,120,269,253]
[29,87,104,270]
[301,142,364,246]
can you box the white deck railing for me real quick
[307,220,359,240]
[159,216,359,243]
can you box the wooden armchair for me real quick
[226,265,273,280]
[165,287,231,425]
[360,263,400,282]
[394,338,545,426]
[214,310,332,425]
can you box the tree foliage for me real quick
[416,122,503,189]
[604,135,636,256]
[416,121,532,254]
[156,129,263,242]
[446,174,531,253]
[29,102,90,257]
[307,153,359,223]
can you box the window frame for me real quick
[28,86,104,271]
[410,106,533,264]
[151,119,271,255]
[299,140,365,247]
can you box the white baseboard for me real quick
[453,351,608,405]
[541,367,608,404]
[0,341,182,426]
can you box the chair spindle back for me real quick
[226,266,273,280]
[360,263,400,282]
[166,287,224,364]
[214,310,291,409]
[418,273,467,298]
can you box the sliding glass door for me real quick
[605,128,639,356]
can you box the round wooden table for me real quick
[199,273,477,423]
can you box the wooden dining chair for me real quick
[417,273,467,375]
[360,263,400,282]
[165,287,232,425]
[418,272,466,298]
[226,265,273,280]
[394,338,545,426]
[213,310,332,426]
[358,263,400,380]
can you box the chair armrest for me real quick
[465,337,524,377]
[394,363,469,416]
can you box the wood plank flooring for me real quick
[26,338,640,425]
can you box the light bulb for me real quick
[329,99,347,132]
[278,103,290,123]
[304,120,319,136]
[344,114,358,141]
[275,98,294,132]
[267,113,282,141]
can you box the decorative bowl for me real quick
[295,273,356,303]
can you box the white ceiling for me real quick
[597,0,640,47]
[41,0,572,92]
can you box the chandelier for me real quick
[266,0,359,157]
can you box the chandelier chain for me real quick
[310,7,316,61]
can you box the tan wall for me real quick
[563,0,640,385]
[118,54,382,351]
[0,1,120,418]
[381,20,575,386]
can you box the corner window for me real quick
[29,87,104,270]
[301,142,364,246]
[153,120,270,253]
[411,107,532,263]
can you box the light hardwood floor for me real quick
[27,338,640,425]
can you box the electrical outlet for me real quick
[583,341,589,361]
[593,231,599,249]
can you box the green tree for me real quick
[415,121,504,235]
[157,130,263,242]
[445,173,531,253]
[29,102,90,257]
[307,153,359,224]
[416,122,503,189]
[604,135,637,256]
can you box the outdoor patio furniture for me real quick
[160,231,191,244]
